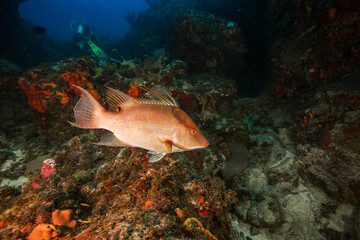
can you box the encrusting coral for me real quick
[176,208,218,240]
[28,223,60,240]
[52,210,77,229]
[28,210,77,239]
[17,60,100,115]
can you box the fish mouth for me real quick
[173,140,209,151]
[201,139,210,148]
[184,143,209,150]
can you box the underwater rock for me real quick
[121,2,177,58]
[222,141,251,178]
[26,155,51,173]
[163,60,188,78]
[0,145,27,188]
[246,198,282,228]
[269,1,360,97]
[0,59,22,75]
[319,203,355,239]
[169,10,247,77]
[242,168,268,195]
[276,184,328,240]
[191,74,238,98]
[72,169,92,184]
[267,148,297,182]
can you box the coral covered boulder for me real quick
[169,10,247,77]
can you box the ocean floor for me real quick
[1,57,360,239]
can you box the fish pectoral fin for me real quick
[157,137,173,153]
[95,132,130,147]
[148,151,166,163]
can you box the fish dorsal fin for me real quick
[106,86,178,111]
[139,85,179,107]
[106,87,135,111]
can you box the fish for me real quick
[32,26,46,35]
[69,85,209,162]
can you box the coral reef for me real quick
[28,209,76,239]
[268,0,360,97]
[0,56,239,239]
[169,11,247,77]
[0,1,360,239]
[18,58,100,115]
[3,53,357,239]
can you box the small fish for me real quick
[78,219,91,223]
[48,224,56,231]
[69,85,209,162]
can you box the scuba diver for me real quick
[71,20,107,58]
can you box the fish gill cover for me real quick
[0,0,360,240]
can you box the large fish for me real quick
[69,85,209,162]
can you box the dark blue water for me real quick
[19,0,149,40]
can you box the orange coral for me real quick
[183,217,218,240]
[88,90,101,101]
[61,71,100,100]
[28,224,59,240]
[56,91,70,105]
[176,208,218,240]
[52,209,77,229]
[61,71,89,94]
[18,77,54,113]
[127,84,139,97]
[175,208,184,220]
[328,8,336,19]
[28,210,76,240]
[0,219,7,227]
[18,69,100,113]
[40,82,57,88]
[342,16,360,25]
[144,200,153,209]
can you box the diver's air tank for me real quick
[76,24,84,35]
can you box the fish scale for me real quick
[104,103,178,152]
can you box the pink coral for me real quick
[41,158,56,180]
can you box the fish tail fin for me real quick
[68,86,104,129]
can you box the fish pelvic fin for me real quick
[68,85,105,129]
[148,151,166,163]
[95,132,131,147]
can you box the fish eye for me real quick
[191,129,197,134]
